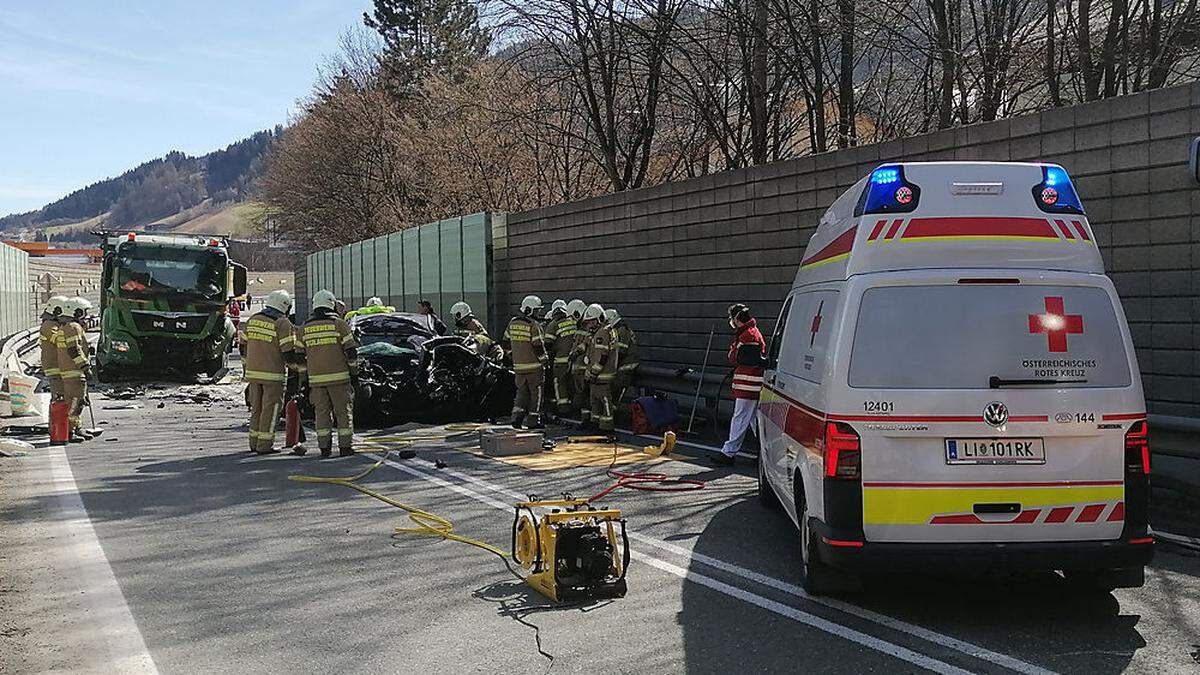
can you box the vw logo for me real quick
[983,401,1009,428]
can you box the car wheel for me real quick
[758,456,780,510]
[797,483,850,596]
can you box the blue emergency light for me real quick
[1032,165,1084,215]
[856,164,921,216]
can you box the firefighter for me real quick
[302,290,359,458]
[345,296,395,320]
[544,299,578,415]
[451,301,501,360]
[605,308,639,407]
[40,296,68,402]
[243,289,301,454]
[501,295,547,429]
[56,297,93,442]
[580,303,617,433]
[565,298,590,416]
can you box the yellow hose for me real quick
[288,449,508,558]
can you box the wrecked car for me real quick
[336,312,515,426]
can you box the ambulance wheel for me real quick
[797,484,855,595]
[1063,567,1144,591]
[757,457,780,509]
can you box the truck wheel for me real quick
[758,456,780,510]
[797,484,856,596]
[204,354,228,378]
[97,364,116,383]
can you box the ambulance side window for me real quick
[780,291,838,384]
[768,296,793,368]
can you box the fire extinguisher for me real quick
[284,398,305,455]
[50,400,71,445]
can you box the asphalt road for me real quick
[3,381,1200,674]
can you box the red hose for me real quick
[586,443,706,502]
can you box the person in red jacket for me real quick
[713,303,766,466]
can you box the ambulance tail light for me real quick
[824,422,861,480]
[1124,420,1150,475]
[855,164,921,216]
[1032,165,1085,215]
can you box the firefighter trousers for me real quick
[311,382,354,451]
[47,375,63,401]
[62,377,86,431]
[513,370,544,425]
[246,381,285,451]
[552,362,573,414]
[589,380,614,431]
[571,366,588,415]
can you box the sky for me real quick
[0,0,372,216]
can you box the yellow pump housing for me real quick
[512,498,629,602]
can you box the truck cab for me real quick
[757,162,1153,594]
[95,231,248,379]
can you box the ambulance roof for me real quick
[794,162,1103,286]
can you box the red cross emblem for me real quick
[1028,296,1083,353]
[810,300,824,347]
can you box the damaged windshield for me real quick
[114,247,225,299]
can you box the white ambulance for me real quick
[757,162,1154,594]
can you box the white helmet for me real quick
[549,299,567,317]
[44,295,68,317]
[67,296,93,319]
[567,299,586,320]
[604,308,620,325]
[265,289,293,314]
[582,303,605,323]
[312,289,337,311]
[450,301,472,321]
[520,295,543,317]
[367,296,383,307]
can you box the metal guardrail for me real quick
[0,326,40,377]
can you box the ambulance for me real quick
[756,162,1154,594]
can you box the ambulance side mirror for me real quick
[1190,137,1200,185]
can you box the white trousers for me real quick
[721,397,758,457]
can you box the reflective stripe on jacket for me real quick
[503,316,546,373]
[55,321,87,380]
[729,319,766,400]
[301,316,357,385]
[40,318,61,376]
[244,311,297,384]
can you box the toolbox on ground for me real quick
[479,429,544,456]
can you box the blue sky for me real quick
[0,0,372,216]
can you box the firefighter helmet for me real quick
[265,289,293,314]
[451,302,472,321]
[45,295,68,317]
[567,299,586,320]
[604,308,620,325]
[66,296,93,319]
[549,299,567,318]
[312,289,337,311]
[582,303,605,324]
[367,296,383,307]
[520,295,543,317]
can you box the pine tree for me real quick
[363,0,491,94]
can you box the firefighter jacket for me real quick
[611,320,639,375]
[243,309,298,384]
[585,325,618,383]
[301,310,358,385]
[40,317,61,378]
[345,304,395,321]
[502,315,546,373]
[456,316,498,356]
[55,320,88,380]
[546,315,579,366]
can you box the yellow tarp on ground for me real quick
[359,425,673,472]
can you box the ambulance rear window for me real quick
[849,285,1132,389]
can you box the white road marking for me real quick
[47,444,159,675]
[365,452,982,674]
[361,445,1056,675]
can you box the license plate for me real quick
[945,438,1045,465]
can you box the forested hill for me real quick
[0,127,282,238]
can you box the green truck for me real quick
[95,231,247,379]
